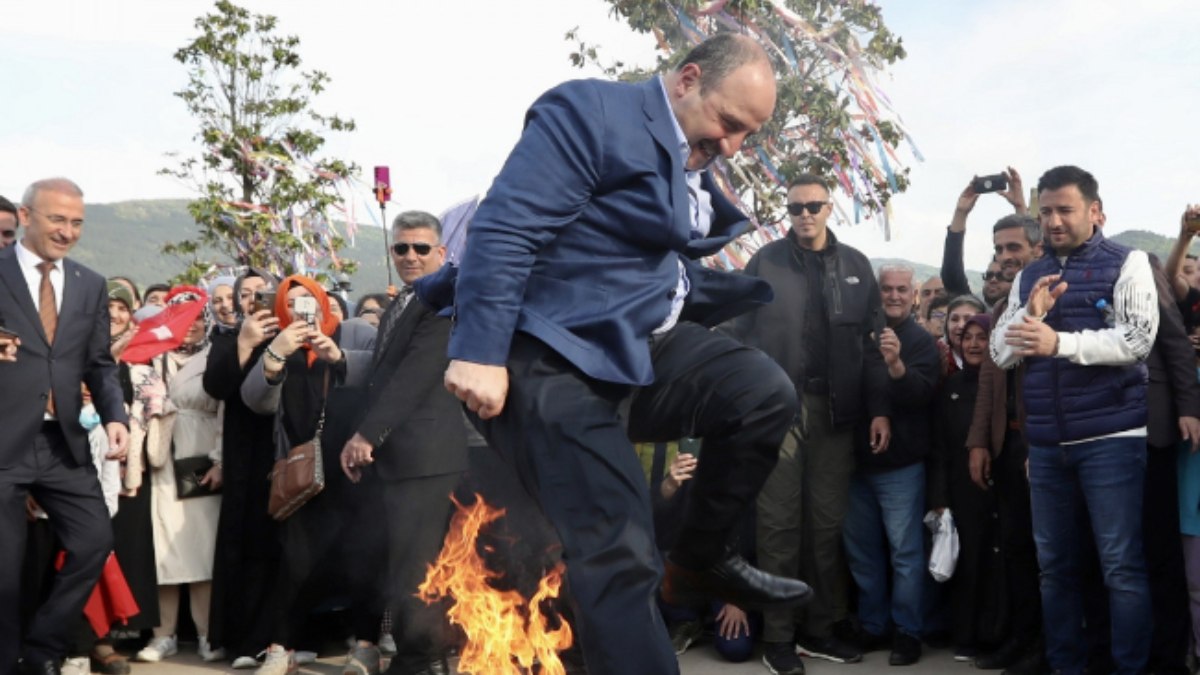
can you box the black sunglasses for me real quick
[786,201,828,216]
[982,271,1010,282]
[0,229,14,239]
[392,242,434,257]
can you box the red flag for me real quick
[55,551,140,637]
[120,287,207,364]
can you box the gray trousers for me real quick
[756,393,855,642]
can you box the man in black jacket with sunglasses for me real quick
[722,174,890,674]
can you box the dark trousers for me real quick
[381,472,461,674]
[0,424,112,673]
[994,431,1041,645]
[471,324,798,675]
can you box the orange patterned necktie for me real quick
[38,261,57,415]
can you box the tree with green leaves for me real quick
[568,0,914,265]
[161,0,358,283]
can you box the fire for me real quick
[418,494,574,675]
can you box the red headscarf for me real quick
[275,275,340,367]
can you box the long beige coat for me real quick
[138,347,223,585]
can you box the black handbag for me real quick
[174,454,220,499]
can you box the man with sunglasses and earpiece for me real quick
[339,210,466,675]
[0,197,18,250]
[722,173,890,674]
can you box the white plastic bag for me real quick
[925,509,959,582]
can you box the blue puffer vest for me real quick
[1018,231,1148,445]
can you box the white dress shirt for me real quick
[14,239,64,315]
[654,76,714,335]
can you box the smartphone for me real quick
[972,173,1008,194]
[293,296,318,324]
[0,326,18,340]
[253,290,277,314]
[1186,211,1200,233]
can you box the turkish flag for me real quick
[120,288,207,364]
[55,551,140,637]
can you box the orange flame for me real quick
[418,494,573,675]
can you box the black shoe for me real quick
[1003,645,1050,675]
[842,622,890,653]
[888,633,922,667]
[795,635,863,664]
[975,637,1026,670]
[762,642,805,675]
[662,553,813,611]
[668,620,704,656]
[17,660,61,675]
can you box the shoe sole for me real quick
[796,645,863,664]
[761,654,806,675]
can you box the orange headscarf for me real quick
[275,275,341,367]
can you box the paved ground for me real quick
[100,643,970,674]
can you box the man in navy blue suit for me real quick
[430,34,811,674]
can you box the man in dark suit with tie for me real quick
[0,178,129,675]
[424,34,808,674]
[340,211,466,675]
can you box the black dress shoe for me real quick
[975,637,1026,670]
[661,553,813,611]
[17,660,61,675]
[888,632,922,666]
[1003,645,1050,675]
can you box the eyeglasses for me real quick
[930,311,947,321]
[786,201,828,216]
[392,242,434,257]
[26,207,83,228]
[982,271,1010,281]
[0,229,14,239]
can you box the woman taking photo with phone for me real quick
[238,275,377,675]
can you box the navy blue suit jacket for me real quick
[0,246,128,469]
[426,77,771,386]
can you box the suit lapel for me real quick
[0,249,48,345]
[58,259,88,345]
[640,79,692,245]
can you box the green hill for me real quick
[75,199,395,296]
[71,199,1187,303]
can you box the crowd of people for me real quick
[2,32,1200,675]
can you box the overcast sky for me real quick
[2,0,1197,271]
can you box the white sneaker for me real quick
[61,657,90,675]
[254,645,296,675]
[199,635,227,662]
[378,633,397,657]
[232,654,261,669]
[294,650,317,665]
[136,635,178,662]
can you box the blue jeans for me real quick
[1029,436,1150,675]
[843,463,926,637]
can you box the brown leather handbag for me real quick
[267,371,328,520]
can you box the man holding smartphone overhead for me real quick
[0,178,129,675]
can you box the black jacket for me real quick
[357,296,467,481]
[723,229,889,428]
[855,316,940,472]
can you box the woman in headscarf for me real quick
[239,274,377,675]
[940,295,987,376]
[928,314,1007,661]
[208,275,239,334]
[127,287,226,664]
[204,267,282,668]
